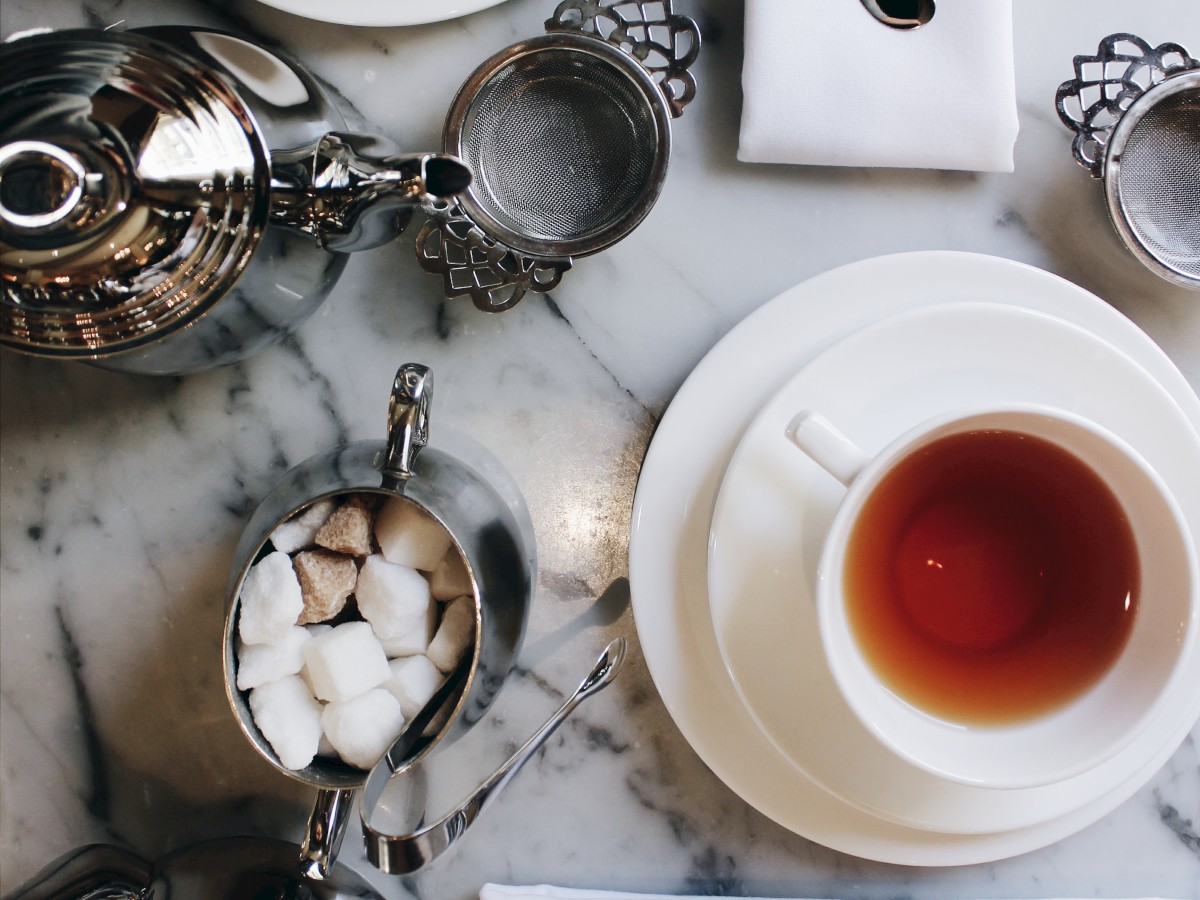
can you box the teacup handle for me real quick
[785,412,871,487]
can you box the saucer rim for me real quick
[705,299,1200,831]
[628,251,1200,866]
[251,0,507,27]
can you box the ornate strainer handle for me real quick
[416,1,700,312]
[546,0,701,118]
[415,201,572,312]
[1055,33,1198,177]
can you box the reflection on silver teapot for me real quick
[0,27,471,374]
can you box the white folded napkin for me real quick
[738,0,1019,172]
[482,889,1170,900]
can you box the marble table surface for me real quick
[1,0,1198,897]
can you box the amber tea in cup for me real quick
[844,427,1139,725]
[787,402,1196,788]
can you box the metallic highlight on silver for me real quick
[0,141,89,229]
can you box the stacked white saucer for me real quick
[627,252,1200,866]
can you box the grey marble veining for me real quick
[2,1,1199,899]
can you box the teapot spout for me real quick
[271,132,471,253]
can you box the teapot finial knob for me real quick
[0,141,94,230]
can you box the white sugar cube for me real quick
[427,595,475,673]
[299,624,330,696]
[429,548,473,601]
[248,675,323,771]
[301,621,390,703]
[383,655,444,718]
[375,499,454,571]
[379,599,436,658]
[321,688,406,770]
[270,498,335,554]
[239,551,304,645]
[356,554,434,641]
[236,625,311,691]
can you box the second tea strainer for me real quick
[417,0,700,311]
[1057,33,1200,290]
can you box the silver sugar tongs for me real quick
[357,638,628,874]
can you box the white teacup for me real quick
[786,402,1198,789]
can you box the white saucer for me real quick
[253,0,507,27]
[706,300,1200,835]
[627,251,1200,866]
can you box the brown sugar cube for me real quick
[315,496,375,557]
[293,549,358,624]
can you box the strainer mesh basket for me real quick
[1116,88,1200,281]
[460,47,659,244]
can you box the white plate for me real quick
[706,300,1200,835]
[253,0,507,27]
[627,251,1200,866]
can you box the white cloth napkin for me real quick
[482,889,1171,900]
[738,0,1019,171]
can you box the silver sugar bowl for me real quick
[223,363,535,877]
[0,27,471,374]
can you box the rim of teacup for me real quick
[813,401,1199,790]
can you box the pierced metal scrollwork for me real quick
[415,200,571,312]
[546,0,701,117]
[1055,33,1198,176]
[416,0,700,311]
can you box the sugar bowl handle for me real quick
[383,363,433,485]
[298,788,356,881]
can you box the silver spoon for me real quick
[859,0,935,29]
[359,637,628,874]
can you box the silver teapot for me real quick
[0,27,470,374]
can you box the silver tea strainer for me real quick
[416,0,700,311]
[1056,33,1200,291]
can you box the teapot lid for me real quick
[0,29,271,358]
